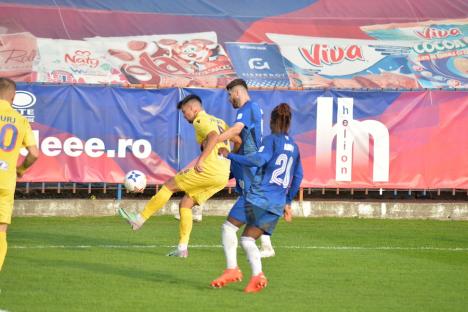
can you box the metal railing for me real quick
[15,183,468,201]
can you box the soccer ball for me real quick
[124,170,147,192]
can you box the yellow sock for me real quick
[140,186,174,220]
[179,207,193,246]
[0,232,7,271]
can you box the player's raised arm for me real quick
[230,135,242,153]
[217,122,244,143]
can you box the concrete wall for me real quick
[13,199,468,220]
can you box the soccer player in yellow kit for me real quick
[0,77,39,271]
[119,94,232,257]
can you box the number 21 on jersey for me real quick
[270,153,294,188]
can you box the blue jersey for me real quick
[233,100,263,194]
[228,134,303,216]
[236,100,263,155]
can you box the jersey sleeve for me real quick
[286,150,304,204]
[22,119,36,147]
[227,135,274,167]
[193,114,214,144]
[235,102,259,129]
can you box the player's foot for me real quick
[244,272,268,293]
[211,267,243,288]
[166,248,188,258]
[117,207,144,231]
[259,245,276,258]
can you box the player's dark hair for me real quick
[226,78,248,91]
[177,94,202,109]
[270,103,291,134]
[0,77,16,100]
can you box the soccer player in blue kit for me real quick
[219,103,303,293]
[210,79,276,288]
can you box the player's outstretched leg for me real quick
[117,207,145,231]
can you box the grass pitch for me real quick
[1,216,467,312]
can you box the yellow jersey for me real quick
[193,110,230,173]
[0,100,36,190]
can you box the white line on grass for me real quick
[9,245,468,252]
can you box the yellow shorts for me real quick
[0,189,14,224]
[175,167,229,205]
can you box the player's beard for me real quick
[231,98,241,109]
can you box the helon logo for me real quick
[316,97,389,182]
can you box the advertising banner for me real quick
[34,38,126,84]
[11,84,468,189]
[225,43,290,87]
[266,33,422,89]
[14,84,179,184]
[85,32,236,88]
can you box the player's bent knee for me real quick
[180,195,196,209]
[227,216,244,228]
[222,220,239,232]
[164,178,179,193]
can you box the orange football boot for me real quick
[244,272,268,293]
[211,268,243,288]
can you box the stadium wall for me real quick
[13,199,468,220]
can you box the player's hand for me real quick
[194,160,204,173]
[16,167,25,178]
[200,139,207,151]
[284,204,292,222]
[218,147,229,158]
[133,187,145,193]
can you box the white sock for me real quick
[240,236,262,276]
[260,234,272,248]
[178,243,188,251]
[222,221,239,269]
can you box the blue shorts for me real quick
[228,196,247,224]
[245,201,280,236]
